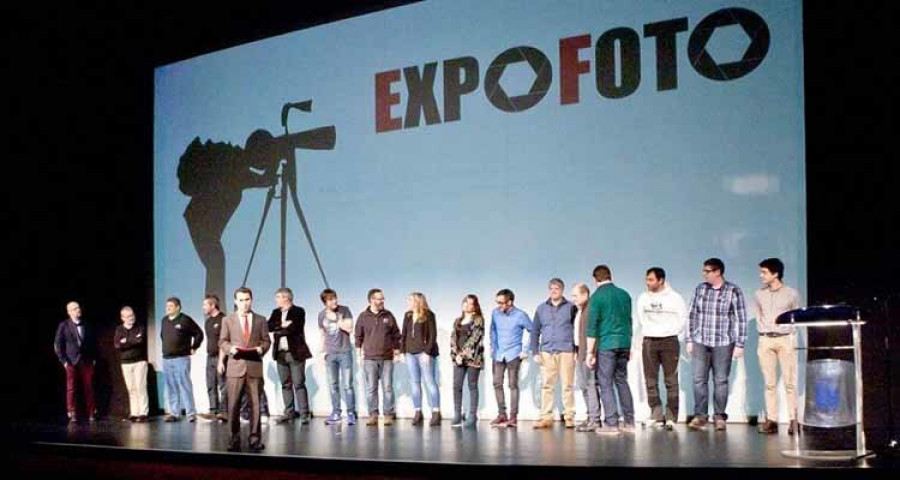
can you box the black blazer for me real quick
[54,319,95,366]
[267,305,312,361]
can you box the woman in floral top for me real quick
[450,294,485,428]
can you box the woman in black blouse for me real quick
[401,292,441,426]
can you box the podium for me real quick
[776,305,873,460]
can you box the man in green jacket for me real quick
[585,264,635,435]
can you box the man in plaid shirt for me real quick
[686,258,747,431]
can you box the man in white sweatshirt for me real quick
[637,267,687,429]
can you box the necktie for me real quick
[243,315,250,343]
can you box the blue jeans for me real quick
[598,349,634,427]
[163,356,196,416]
[326,352,356,415]
[364,359,395,416]
[406,353,441,410]
[691,343,734,420]
[575,359,602,423]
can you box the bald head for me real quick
[571,283,590,308]
[120,306,135,326]
[66,302,81,320]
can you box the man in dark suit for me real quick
[54,301,97,423]
[219,287,271,452]
[268,287,312,424]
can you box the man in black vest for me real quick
[269,287,312,424]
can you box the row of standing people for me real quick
[54,256,800,445]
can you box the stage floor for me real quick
[11,416,887,472]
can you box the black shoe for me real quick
[248,441,265,452]
[227,439,241,452]
[88,415,97,423]
[68,415,78,424]
[300,414,310,425]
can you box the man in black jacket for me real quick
[269,287,312,424]
[160,297,204,422]
[355,289,401,426]
[54,301,96,423]
[114,306,149,422]
[200,294,228,422]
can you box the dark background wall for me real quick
[5,0,897,443]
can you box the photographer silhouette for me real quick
[178,130,282,303]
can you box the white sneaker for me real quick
[261,414,270,424]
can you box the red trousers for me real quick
[65,362,96,417]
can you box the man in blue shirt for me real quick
[531,278,577,429]
[490,288,533,428]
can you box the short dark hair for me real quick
[166,297,181,308]
[646,267,666,282]
[703,258,725,274]
[320,288,337,304]
[496,288,515,302]
[592,265,612,282]
[204,294,220,309]
[759,258,785,280]
[367,288,383,301]
[234,287,253,299]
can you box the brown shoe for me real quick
[490,414,508,427]
[788,420,799,435]
[688,416,707,430]
[411,410,424,426]
[365,415,378,426]
[506,415,518,428]
[533,419,553,429]
[383,414,395,426]
[758,420,778,434]
[429,411,442,427]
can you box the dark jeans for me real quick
[453,364,481,417]
[492,357,521,416]
[642,336,680,422]
[364,359,395,416]
[325,352,356,415]
[691,343,734,421]
[276,351,309,417]
[598,348,634,427]
[206,355,227,414]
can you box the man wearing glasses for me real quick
[686,258,748,431]
[489,289,533,428]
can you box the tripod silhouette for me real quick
[241,100,336,290]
